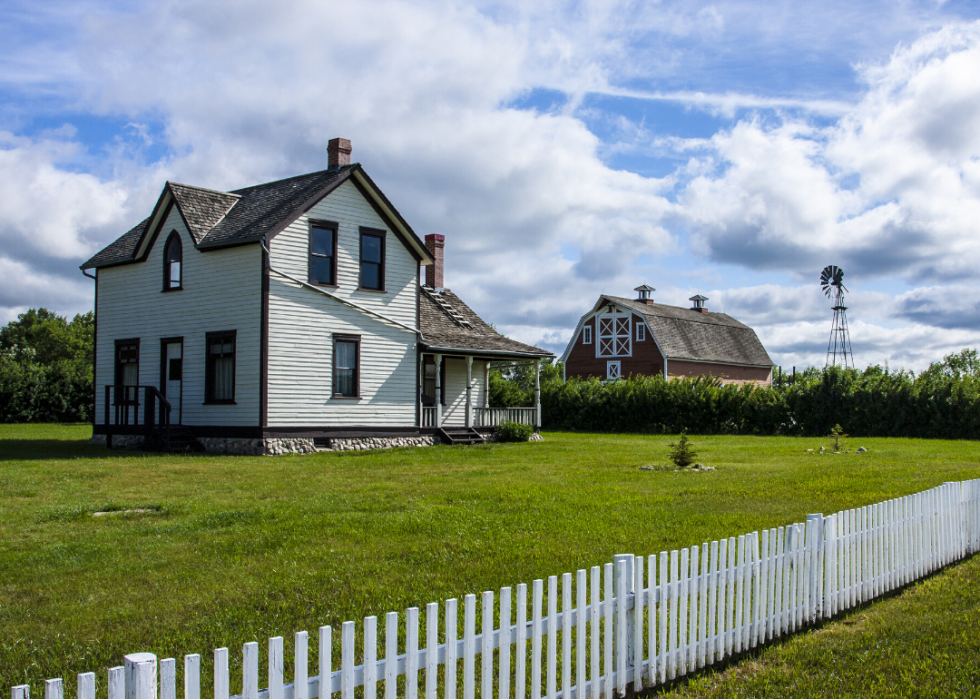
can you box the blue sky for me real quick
[2,0,980,370]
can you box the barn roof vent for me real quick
[690,294,709,313]
[635,284,655,305]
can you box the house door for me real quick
[164,341,182,424]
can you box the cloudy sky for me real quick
[3,0,980,371]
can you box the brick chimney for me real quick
[327,138,352,169]
[424,234,445,289]
[690,294,709,313]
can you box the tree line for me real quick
[491,350,980,440]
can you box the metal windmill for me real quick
[821,264,855,369]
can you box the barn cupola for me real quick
[634,284,655,305]
[690,294,709,313]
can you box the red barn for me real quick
[561,286,774,385]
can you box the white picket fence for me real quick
[12,479,980,699]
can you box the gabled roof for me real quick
[81,165,433,269]
[420,287,552,358]
[562,295,774,367]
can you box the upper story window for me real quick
[163,231,182,291]
[583,325,593,344]
[309,221,337,286]
[359,228,385,291]
[205,331,236,404]
[636,322,646,341]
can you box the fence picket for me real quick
[214,649,228,699]
[707,542,718,666]
[658,552,668,685]
[244,643,259,699]
[319,627,331,699]
[647,556,657,685]
[603,565,612,699]
[446,600,458,699]
[697,545,708,669]
[589,568,600,699]
[516,585,526,699]
[44,679,62,699]
[365,618,377,699]
[269,637,283,699]
[574,572,586,699]
[341,624,354,699]
[500,588,511,699]
[547,576,558,699]
[78,674,95,699]
[725,537,736,656]
[407,607,419,699]
[686,546,698,672]
[464,595,476,699]
[482,593,493,699]
[633,556,644,691]
[385,613,397,699]
[161,659,176,699]
[678,548,688,676]
[532,581,543,699]
[561,575,571,699]
[296,633,309,699]
[108,667,124,699]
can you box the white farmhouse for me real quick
[82,139,551,454]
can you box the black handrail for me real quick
[103,385,172,450]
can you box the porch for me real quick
[419,353,542,430]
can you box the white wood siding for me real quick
[266,180,421,426]
[440,358,487,427]
[95,207,262,425]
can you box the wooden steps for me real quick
[437,427,487,446]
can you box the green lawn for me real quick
[1,425,979,698]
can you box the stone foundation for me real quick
[91,431,532,454]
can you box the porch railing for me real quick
[421,407,437,427]
[102,385,172,448]
[474,407,536,427]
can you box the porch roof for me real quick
[420,287,552,359]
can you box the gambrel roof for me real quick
[420,287,551,358]
[81,165,433,269]
[562,295,774,367]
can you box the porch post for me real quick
[465,356,473,428]
[435,354,443,428]
[418,353,424,427]
[534,358,541,428]
[484,362,490,408]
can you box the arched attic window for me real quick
[163,231,182,291]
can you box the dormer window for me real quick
[163,231,182,291]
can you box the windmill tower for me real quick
[821,265,854,369]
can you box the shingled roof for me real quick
[604,296,774,367]
[81,165,430,269]
[420,287,552,358]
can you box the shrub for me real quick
[495,420,534,443]
[668,430,698,468]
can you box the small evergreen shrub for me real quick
[668,430,698,468]
[495,420,534,443]
[829,424,848,452]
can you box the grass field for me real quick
[1,424,979,698]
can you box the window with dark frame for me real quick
[163,231,182,290]
[359,228,385,290]
[206,332,236,403]
[114,340,139,404]
[309,222,337,286]
[334,335,360,397]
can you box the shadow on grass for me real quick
[0,440,166,461]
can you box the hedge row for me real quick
[538,364,980,439]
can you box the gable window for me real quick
[636,322,646,341]
[333,334,361,397]
[163,231,182,290]
[359,228,385,291]
[309,221,337,286]
[205,331,236,404]
[583,325,592,344]
[597,309,632,357]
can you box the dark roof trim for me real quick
[133,186,182,261]
[421,344,553,358]
[351,168,432,265]
[136,200,175,264]
[349,175,425,264]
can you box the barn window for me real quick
[597,311,631,357]
[334,334,361,398]
[205,331,236,403]
[359,228,385,291]
[163,232,182,290]
[583,325,592,344]
[309,221,338,286]
[636,322,646,341]
[607,361,621,381]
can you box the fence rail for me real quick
[12,479,980,699]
